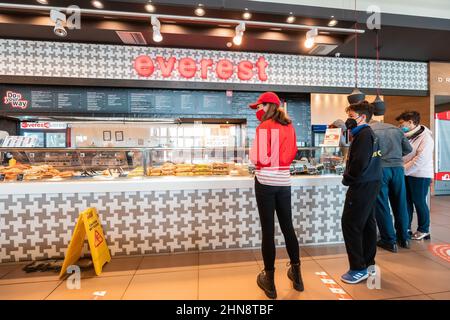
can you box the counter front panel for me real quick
[0,177,346,263]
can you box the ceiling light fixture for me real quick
[91,1,104,9]
[195,4,205,17]
[242,8,252,20]
[304,28,318,48]
[36,0,48,4]
[0,3,366,39]
[328,16,338,27]
[145,1,155,13]
[50,9,67,37]
[233,22,245,45]
[287,12,295,24]
[151,15,163,43]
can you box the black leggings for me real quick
[255,178,300,271]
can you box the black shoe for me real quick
[287,263,304,292]
[257,270,277,299]
[398,239,411,249]
[377,240,398,253]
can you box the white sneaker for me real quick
[411,231,431,240]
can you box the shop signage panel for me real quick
[435,172,450,181]
[20,122,67,130]
[436,111,450,121]
[0,85,231,116]
[0,39,428,91]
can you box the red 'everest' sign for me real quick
[133,55,269,81]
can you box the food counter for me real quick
[0,147,347,263]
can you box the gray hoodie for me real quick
[369,120,413,168]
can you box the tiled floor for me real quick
[0,196,449,300]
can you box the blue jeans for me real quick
[405,176,431,233]
[375,167,410,244]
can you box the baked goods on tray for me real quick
[0,163,74,181]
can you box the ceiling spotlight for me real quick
[91,1,104,9]
[233,22,245,46]
[242,8,252,20]
[195,4,206,16]
[304,28,318,49]
[145,1,155,13]
[328,16,338,27]
[287,13,296,24]
[151,16,163,43]
[50,9,67,37]
[36,0,49,4]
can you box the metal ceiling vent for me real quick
[116,31,147,45]
[308,43,338,55]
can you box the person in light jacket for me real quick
[396,111,434,241]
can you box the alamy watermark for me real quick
[366,5,381,30]
[66,265,81,290]
[367,265,382,290]
[50,5,81,36]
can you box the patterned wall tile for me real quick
[0,184,347,263]
[0,39,427,91]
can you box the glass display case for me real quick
[144,147,250,177]
[291,146,348,175]
[0,148,145,182]
[0,146,348,182]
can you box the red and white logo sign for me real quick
[435,172,450,181]
[133,55,269,82]
[20,122,67,130]
[3,91,28,109]
[436,111,450,121]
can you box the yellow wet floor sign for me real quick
[59,207,111,278]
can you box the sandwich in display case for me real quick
[0,148,145,182]
[0,146,348,183]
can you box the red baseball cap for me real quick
[249,92,281,109]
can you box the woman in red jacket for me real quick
[249,92,304,299]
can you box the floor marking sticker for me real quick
[429,244,450,263]
[315,271,353,300]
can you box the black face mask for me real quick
[345,118,358,130]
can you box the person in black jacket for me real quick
[341,101,382,284]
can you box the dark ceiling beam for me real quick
[133,0,450,32]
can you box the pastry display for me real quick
[0,152,251,181]
[128,166,144,177]
[0,163,75,181]
[192,163,213,176]
[212,162,229,175]
[161,162,176,176]
[175,172,194,176]
[175,163,194,173]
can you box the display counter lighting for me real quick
[287,13,296,24]
[195,4,205,17]
[91,1,104,9]
[145,1,155,13]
